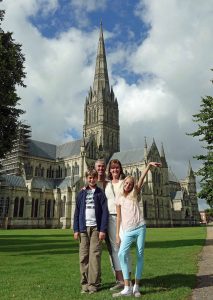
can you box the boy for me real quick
[73,169,109,294]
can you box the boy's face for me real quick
[87,175,98,188]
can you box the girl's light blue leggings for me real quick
[118,224,146,280]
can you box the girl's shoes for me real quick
[112,287,132,297]
[133,284,141,297]
[133,290,141,297]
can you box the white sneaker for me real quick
[133,290,141,297]
[113,288,132,297]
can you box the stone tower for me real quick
[83,23,120,161]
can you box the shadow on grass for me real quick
[102,273,212,294]
[0,234,79,255]
[145,238,206,248]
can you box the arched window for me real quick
[13,197,19,217]
[47,200,51,218]
[143,201,147,219]
[61,196,66,217]
[31,199,39,218]
[19,198,24,217]
[157,198,160,219]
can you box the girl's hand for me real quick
[116,235,121,246]
[149,162,162,168]
[74,232,79,240]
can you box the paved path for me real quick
[191,224,213,300]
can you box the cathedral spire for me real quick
[93,22,110,95]
[144,137,148,162]
[187,160,195,177]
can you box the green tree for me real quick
[188,72,213,208]
[0,9,26,159]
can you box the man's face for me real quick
[95,161,106,176]
[87,175,98,188]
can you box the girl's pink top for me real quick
[116,192,145,232]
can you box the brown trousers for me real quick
[79,226,102,291]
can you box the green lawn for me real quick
[0,227,206,300]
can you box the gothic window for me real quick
[64,167,67,177]
[73,162,79,175]
[67,165,71,176]
[13,197,19,217]
[0,197,8,217]
[97,108,99,122]
[31,198,39,218]
[143,201,147,219]
[45,199,52,219]
[185,209,190,218]
[31,198,34,217]
[157,198,160,218]
[35,167,38,177]
[52,200,55,218]
[94,109,96,123]
[5,197,9,216]
[61,196,66,217]
[89,110,91,124]
[41,168,44,177]
[19,198,24,217]
[25,162,33,176]
[0,197,4,217]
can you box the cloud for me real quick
[1,0,212,185]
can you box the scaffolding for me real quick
[0,123,31,176]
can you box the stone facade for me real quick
[0,25,200,229]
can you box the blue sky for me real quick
[1,0,213,210]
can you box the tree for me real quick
[188,71,213,208]
[0,9,26,159]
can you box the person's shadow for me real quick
[102,273,213,294]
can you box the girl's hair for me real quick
[107,159,125,180]
[121,175,138,201]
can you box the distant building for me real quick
[0,25,200,229]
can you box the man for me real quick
[95,159,108,190]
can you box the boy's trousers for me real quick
[79,226,102,291]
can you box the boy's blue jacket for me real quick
[73,186,109,233]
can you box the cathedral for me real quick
[0,25,200,229]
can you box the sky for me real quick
[1,0,212,210]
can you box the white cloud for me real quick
[1,0,212,182]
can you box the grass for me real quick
[0,227,206,300]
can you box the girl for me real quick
[113,161,161,297]
[105,159,131,290]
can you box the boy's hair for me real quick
[85,168,98,178]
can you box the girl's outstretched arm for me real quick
[136,162,162,192]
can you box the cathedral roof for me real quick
[56,140,82,158]
[0,175,26,187]
[28,139,82,160]
[31,176,80,190]
[110,148,144,165]
[29,140,56,160]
